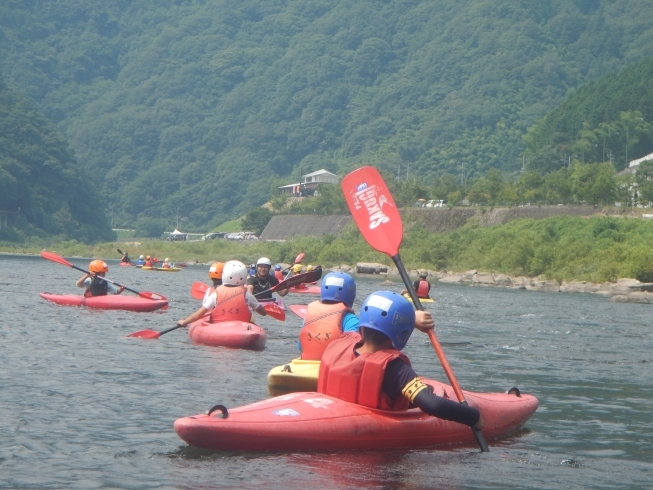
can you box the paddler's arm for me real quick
[384,359,483,429]
[245,292,266,316]
[76,274,91,288]
[177,292,214,326]
[276,287,289,297]
[177,306,209,327]
[414,310,434,331]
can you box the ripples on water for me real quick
[1,254,652,489]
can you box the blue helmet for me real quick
[274,264,281,271]
[359,291,415,350]
[321,272,356,308]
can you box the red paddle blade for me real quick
[263,303,285,321]
[289,304,308,320]
[41,251,73,268]
[191,282,209,300]
[294,252,305,264]
[126,329,161,339]
[137,291,169,310]
[341,166,402,257]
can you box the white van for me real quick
[425,200,445,208]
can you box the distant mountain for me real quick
[0,76,114,242]
[1,1,652,229]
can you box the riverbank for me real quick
[326,263,653,304]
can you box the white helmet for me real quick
[139,255,144,259]
[222,260,248,286]
[164,258,170,262]
[256,257,272,267]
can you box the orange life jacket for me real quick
[317,333,411,411]
[274,270,283,281]
[145,259,153,267]
[416,280,430,298]
[299,301,353,361]
[209,285,251,323]
[163,263,170,269]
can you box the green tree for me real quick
[242,208,273,235]
[635,160,653,206]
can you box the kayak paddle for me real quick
[263,303,285,321]
[192,270,320,303]
[41,251,168,310]
[128,302,284,340]
[255,267,322,298]
[289,304,308,320]
[283,252,306,278]
[116,248,134,265]
[127,323,183,339]
[191,281,209,299]
[341,166,489,452]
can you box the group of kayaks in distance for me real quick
[38,248,537,453]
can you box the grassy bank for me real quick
[3,215,653,283]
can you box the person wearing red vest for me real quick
[177,260,267,327]
[299,272,358,361]
[274,264,284,281]
[318,291,484,429]
[413,272,432,299]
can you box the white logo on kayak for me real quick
[273,408,300,416]
[352,184,392,230]
[303,398,333,409]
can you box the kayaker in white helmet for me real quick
[246,257,289,300]
[76,260,125,297]
[177,260,267,327]
[318,291,483,430]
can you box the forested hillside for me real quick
[1,0,653,230]
[0,76,115,242]
[524,58,653,172]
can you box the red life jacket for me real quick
[274,270,283,281]
[145,259,153,267]
[209,285,251,323]
[416,280,430,298]
[299,301,353,361]
[317,333,411,411]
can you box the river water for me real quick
[1,254,651,489]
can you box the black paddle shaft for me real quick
[70,264,138,295]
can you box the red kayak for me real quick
[39,293,168,312]
[119,262,132,267]
[174,380,537,452]
[188,319,266,350]
[288,285,321,295]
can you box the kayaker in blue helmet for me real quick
[274,264,283,281]
[246,257,289,300]
[317,290,484,429]
[298,272,359,360]
[136,255,145,266]
[299,273,434,360]
[76,260,125,297]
